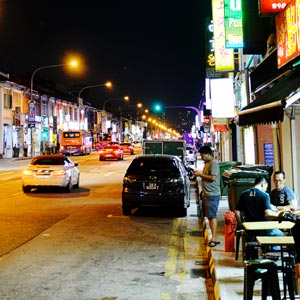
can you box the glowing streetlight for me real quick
[30,60,79,103]
[29,60,79,157]
[78,81,112,99]
[102,96,129,111]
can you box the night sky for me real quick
[0,0,212,122]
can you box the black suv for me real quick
[122,155,190,217]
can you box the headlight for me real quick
[22,170,33,175]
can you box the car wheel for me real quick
[64,180,72,193]
[73,176,80,189]
[177,207,187,217]
[22,185,31,193]
[122,206,131,216]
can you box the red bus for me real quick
[60,130,92,155]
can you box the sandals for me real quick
[205,240,220,247]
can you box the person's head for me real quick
[273,170,286,191]
[199,145,213,161]
[254,176,268,192]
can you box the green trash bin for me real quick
[227,178,255,211]
[219,161,241,196]
[222,167,270,211]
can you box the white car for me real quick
[22,154,80,193]
[185,145,197,164]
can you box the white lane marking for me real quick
[13,192,23,196]
[0,172,14,176]
[104,172,116,176]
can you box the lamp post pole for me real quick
[29,63,76,157]
[78,82,112,100]
[101,96,129,141]
[102,96,129,112]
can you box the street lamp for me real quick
[30,60,78,103]
[78,81,112,99]
[102,96,129,111]
[29,60,78,157]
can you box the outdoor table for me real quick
[242,221,295,231]
[256,236,295,300]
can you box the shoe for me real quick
[206,241,220,247]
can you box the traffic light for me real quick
[152,102,163,113]
[42,128,49,139]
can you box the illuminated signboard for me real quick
[224,0,243,48]
[276,0,300,68]
[259,0,289,15]
[212,0,235,71]
[205,19,215,68]
[210,78,235,118]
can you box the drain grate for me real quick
[190,268,209,278]
[189,230,203,237]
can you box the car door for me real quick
[64,157,77,184]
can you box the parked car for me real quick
[119,142,134,155]
[185,144,197,165]
[133,141,142,148]
[99,145,124,161]
[22,154,80,193]
[122,154,190,217]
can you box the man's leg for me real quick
[209,217,218,242]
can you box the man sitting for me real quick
[270,170,296,212]
[235,176,283,258]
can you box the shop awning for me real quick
[213,124,228,132]
[238,68,300,126]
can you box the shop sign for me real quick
[276,0,300,68]
[259,0,288,15]
[212,0,235,71]
[224,0,243,48]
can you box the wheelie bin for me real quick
[222,165,272,211]
[219,161,241,196]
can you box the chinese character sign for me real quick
[212,0,235,71]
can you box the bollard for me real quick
[224,211,237,252]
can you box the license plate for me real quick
[146,183,158,190]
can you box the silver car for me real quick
[22,154,80,193]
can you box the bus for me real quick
[60,130,92,155]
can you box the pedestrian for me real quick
[194,145,221,247]
[235,176,283,255]
[23,141,28,157]
[270,170,296,211]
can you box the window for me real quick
[4,94,12,109]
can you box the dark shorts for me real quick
[202,195,220,218]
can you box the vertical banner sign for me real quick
[53,116,57,134]
[205,19,215,69]
[212,0,235,71]
[276,0,300,68]
[224,0,244,48]
[28,102,36,128]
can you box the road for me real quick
[0,152,208,300]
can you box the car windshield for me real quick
[31,158,65,165]
[127,157,180,175]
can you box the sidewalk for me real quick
[207,197,297,300]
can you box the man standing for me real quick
[270,171,296,211]
[194,145,220,247]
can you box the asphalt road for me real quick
[0,152,208,300]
